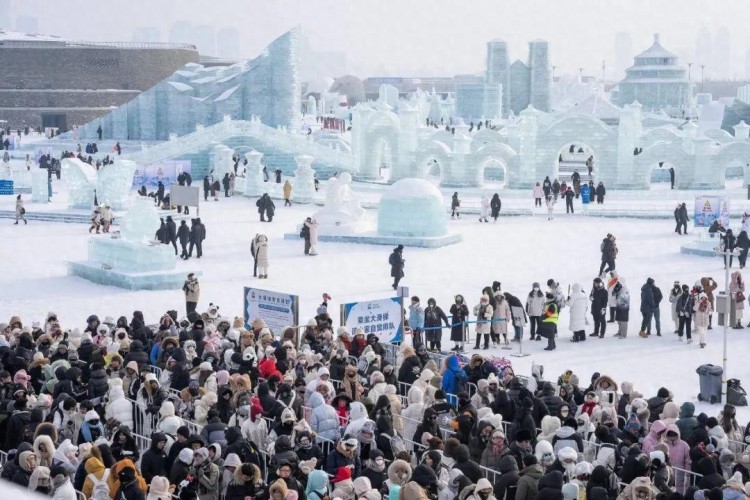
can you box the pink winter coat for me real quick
[642,420,667,455]
[665,424,691,490]
[203,330,222,353]
[730,272,745,311]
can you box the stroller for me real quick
[727,379,748,407]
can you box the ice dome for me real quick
[377,178,448,238]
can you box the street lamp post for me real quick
[701,65,706,92]
[688,62,692,81]
[552,66,557,81]
[715,246,739,399]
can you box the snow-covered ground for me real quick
[2,182,750,421]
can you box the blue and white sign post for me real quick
[340,297,404,343]
[244,287,299,340]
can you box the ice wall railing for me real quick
[126,116,355,172]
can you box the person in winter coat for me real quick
[696,456,726,489]
[193,448,219,500]
[729,271,745,329]
[140,433,167,485]
[668,281,682,334]
[451,192,461,219]
[693,292,713,348]
[639,278,659,337]
[256,193,275,222]
[546,195,555,220]
[441,354,468,400]
[665,425,691,492]
[492,455,519,499]
[737,230,750,268]
[490,193,502,222]
[676,284,694,342]
[516,455,544,500]
[408,296,425,348]
[595,182,606,204]
[599,234,617,276]
[566,283,588,342]
[724,229,737,269]
[590,277,609,338]
[105,385,133,431]
[449,295,469,352]
[310,391,340,442]
[676,203,689,235]
[177,221,190,260]
[165,216,177,255]
[251,234,269,279]
[491,290,512,347]
[324,438,361,478]
[480,429,510,470]
[613,281,630,338]
[526,282,545,341]
[479,195,490,223]
[452,444,482,483]
[533,182,544,207]
[188,218,206,258]
[538,470,564,500]
[473,294,494,349]
[304,217,319,256]
[389,245,405,290]
[642,420,667,455]
[423,298,450,352]
[283,180,292,206]
[701,276,718,329]
[116,466,146,500]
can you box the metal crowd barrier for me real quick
[149,365,163,379]
[0,450,6,466]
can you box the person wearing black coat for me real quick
[540,382,564,418]
[324,439,361,477]
[595,182,606,204]
[449,295,469,351]
[88,363,109,401]
[564,188,575,214]
[492,390,517,423]
[737,230,750,268]
[696,456,726,489]
[537,470,564,500]
[117,466,146,500]
[508,398,537,445]
[361,449,387,491]
[129,315,151,347]
[397,348,422,390]
[165,216,178,255]
[255,194,275,222]
[224,427,264,476]
[170,348,190,391]
[389,245,404,290]
[452,443,482,483]
[723,229,737,268]
[156,181,165,206]
[203,176,210,201]
[590,277,609,338]
[176,221,190,259]
[140,432,167,484]
[639,278,657,337]
[188,218,206,258]
[4,399,30,451]
[494,454,520,500]
[125,340,150,369]
[490,193,502,221]
[677,203,689,235]
[222,173,231,197]
[423,298,450,351]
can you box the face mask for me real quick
[478,491,491,500]
[533,287,540,291]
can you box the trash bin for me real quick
[696,364,723,404]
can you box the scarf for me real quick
[366,459,385,472]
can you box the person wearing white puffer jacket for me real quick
[195,392,218,426]
[368,371,388,404]
[566,283,589,343]
[158,401,182,435]
[402,386,426,452]
[105,384,134,431]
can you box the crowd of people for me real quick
[2,291,750,500]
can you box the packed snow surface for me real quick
[1,187,748,420]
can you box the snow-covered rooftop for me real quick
[634,33,677,60]
[0,30,66,42]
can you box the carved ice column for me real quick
[242,150,265,198]
[32,169,49,203]
[293,155,316,203]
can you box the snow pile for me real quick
[378,178,447,237]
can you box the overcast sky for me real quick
[8,0,750,79]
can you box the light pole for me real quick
[687,62,692,81]
[701,65,706,92]
[552,65,557,81]
[714,246,738,399]
[578,68,584,80]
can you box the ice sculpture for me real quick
[69,196,195,290]
[377,178,448,237]
[31,169,49,203]
[119,196,161,244]
[242,150,265,197]
[313,172,366,234]
[62,158,137,210]
[293,155,316,203]
[210,144,234,181]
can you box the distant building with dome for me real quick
[613,33,693,112]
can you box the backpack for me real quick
[300,224,310,239]
[390,434,407,456]
[388,253,398,266]
[88,469,111,500]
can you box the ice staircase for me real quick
[124,117,356,179]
